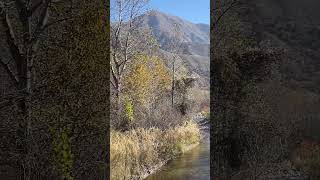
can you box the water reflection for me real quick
[145,138,209,180]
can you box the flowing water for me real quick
[145,118,210,180]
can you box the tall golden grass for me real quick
[292,140,320,179]
[110,121,200,180]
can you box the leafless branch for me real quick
[213,0,242,28]
[1,7,19,49]
[1,7,24,87]
[32,0,74,44]
[110,65,118,89]
[42,17,72,30]
[0,58,19,86]
[0,99,12,109]
[15,0,29,31]
[30,0,43,14]
[34,0,50,37]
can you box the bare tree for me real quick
[170,23,183,108]
[0,0,72,108]
[110,0,149,106]
[0,0,72,178]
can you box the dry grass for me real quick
[292,140,320,179]
[110,121,200,180]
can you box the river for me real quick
[145,118,210,180]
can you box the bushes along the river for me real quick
[110,121,200,180]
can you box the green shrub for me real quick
[51,127,74,180]
[124,96,134,123]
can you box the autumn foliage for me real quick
[124,54,171,107]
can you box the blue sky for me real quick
[148,0,210,24]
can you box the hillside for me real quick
[237,0,320,153]
[243,0,320,93]
[135,10,210,88]
[212,1,320,178]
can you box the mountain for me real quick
[135,10,210,87]
[239,0,320,139]
[136,10,209,48]
[242,0,320,93]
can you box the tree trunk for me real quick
[171,60,175,108]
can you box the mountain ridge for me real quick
[135,10,210,54]
[242,0,320,93]
[134,10,210,87]
[128,10,210,88]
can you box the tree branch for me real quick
[0,99,12,110]
[0,92,26,110]
[27,0,51,53]
[33,0,50,42]
[0,7,23,87]
[15,0,29,30]
[213,0,241,28]
[110,65,118,90]
[15,0,26,10]
[0,58,19,86]
[0,7,18,47]
[41,17,72,30]
[32,0,73,45]
[30,0,43,14]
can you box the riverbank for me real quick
[110,121,201,180]
[145,141,209,180]
[145,118,210,180]
[140,143,200,179]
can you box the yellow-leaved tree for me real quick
[124,54,171,108]
[153,56,172,93]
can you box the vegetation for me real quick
[110,121,200,180]
[0,0,108,179]
[109,0,205,179]
[124,54,171,108]
[0,0,206,177]
[212,0,320,179]
[292,140,320,179]
[51,128,74,180]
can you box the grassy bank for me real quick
[291,140,320,179]
[110,121,200,180]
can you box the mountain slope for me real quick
[135,10,210,87]
[243,0,320,93]
[136,10,209,47]
[240,0,320,140]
